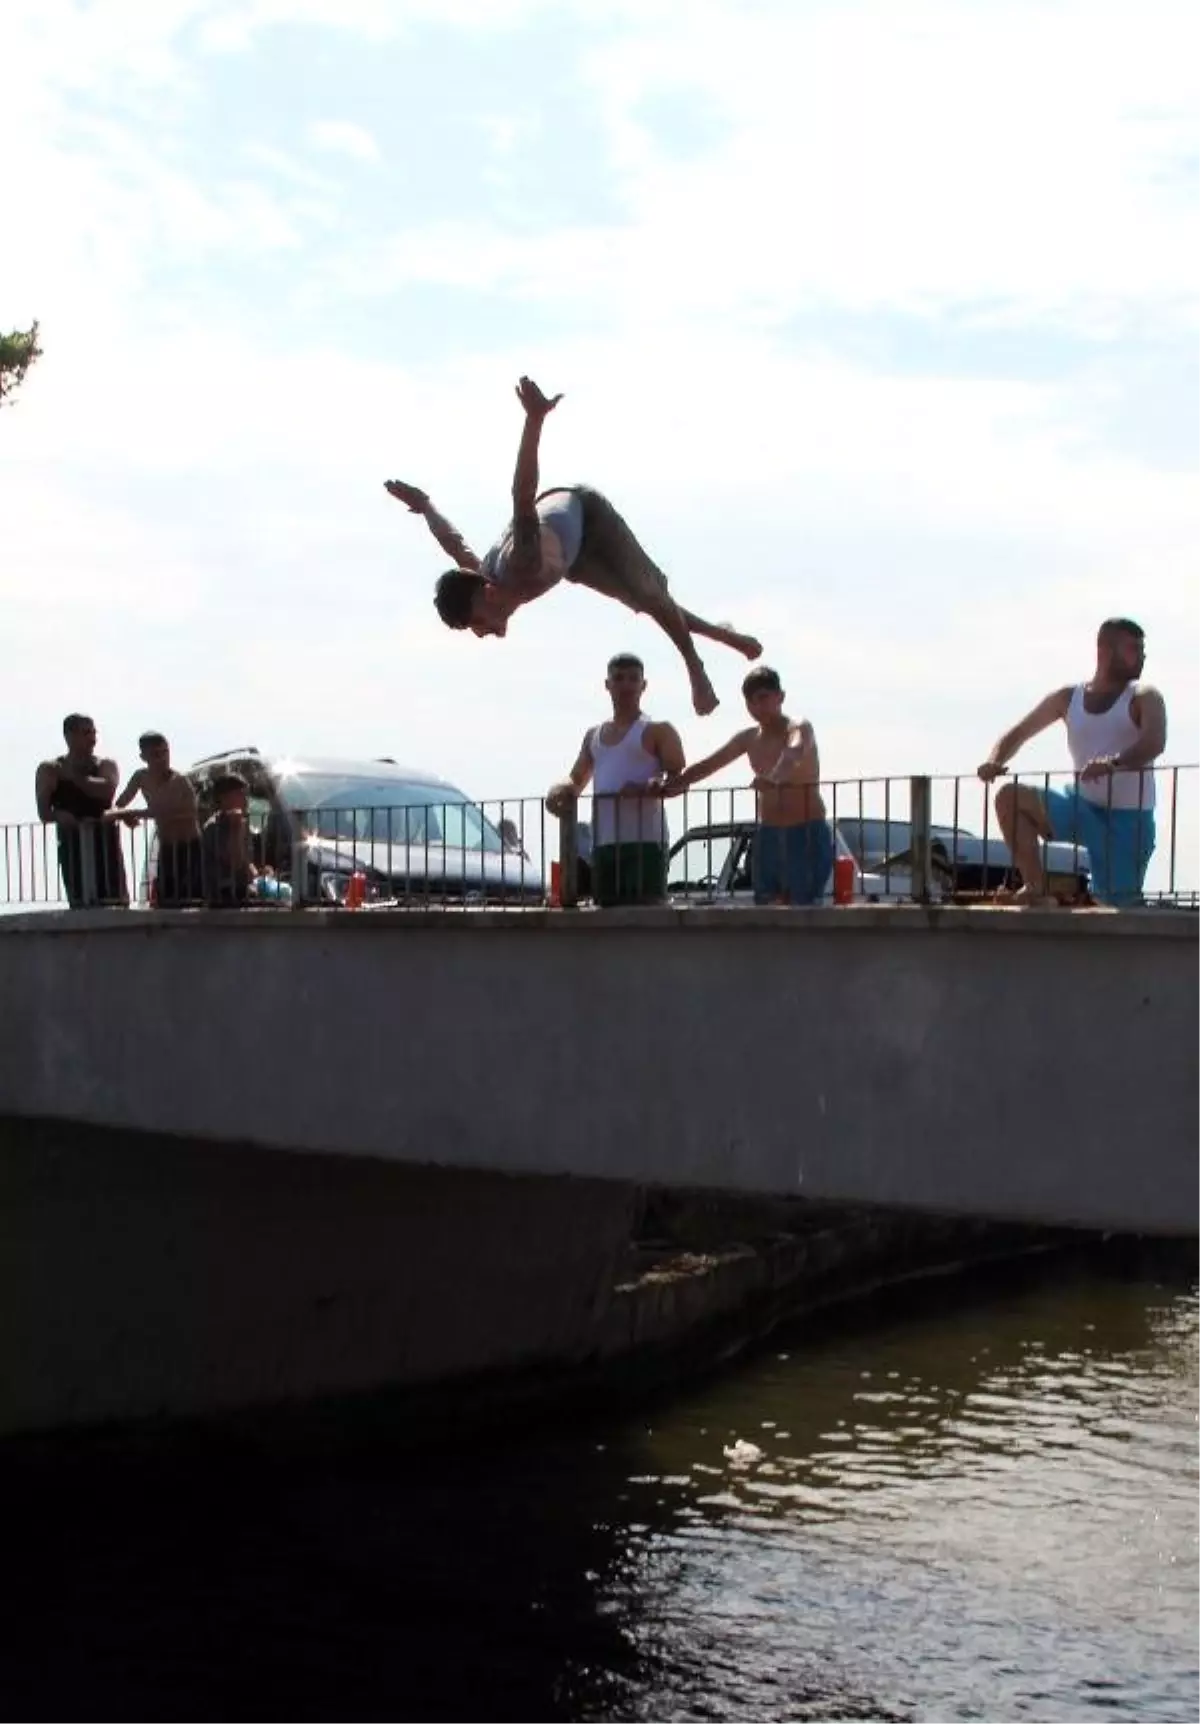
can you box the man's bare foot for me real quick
[691,673,720,717]
[714,624,762,660]
[994,883,1055,907]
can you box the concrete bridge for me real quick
[1,905,1194,1235]
[1,906,1194,1439]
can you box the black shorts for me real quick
[58,828,129,909]
[565,487,672,614]
[157,838,204,907]
[590,843,667,907]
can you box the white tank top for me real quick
[1066,684,1155,809]
[589,716,668,847]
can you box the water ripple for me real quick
[594,1273,1199,1721]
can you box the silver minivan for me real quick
[154,748,544,906]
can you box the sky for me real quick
[2,0,1197,875]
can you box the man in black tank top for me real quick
[34,714,129,908]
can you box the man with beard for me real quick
[978,618,1166,906]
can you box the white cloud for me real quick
[307,119,381,163]
[578,0,1199,323]
[197,0,547,53]
[304,0,1198,336]
[0,0,1196,891]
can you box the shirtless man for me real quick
[545,653,684,906]
[384,376,762,717]
[111,732,203,907]
[978,617,1166,906]
[660,665,834,905]
[201,772,258,908]
[35,714,128,907]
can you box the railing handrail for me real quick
[4,764,1195,912]
[6,759,1195,823]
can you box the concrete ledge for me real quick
[1,899,1194,1235]
[1,903,1195,939]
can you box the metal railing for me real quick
[2,766,1195,915]
[0,797,555,914]
[656,765,1196,908]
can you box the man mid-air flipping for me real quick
[384,376,762,716]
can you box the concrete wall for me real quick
[0,905,1195,1236]
[0,1117,637,1436]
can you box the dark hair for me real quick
[435,569,486,629]
[607,652,644,674]
[742,666,783,698]
[1099,617,1144,644]
[211,772,248,799]
[138,731,168,751]
[62,712,94,737]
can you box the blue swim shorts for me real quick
[752,820,835,906]
[1040,785,1155,906]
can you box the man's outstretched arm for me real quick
[505,376,563,586]
[660,730,754,796]
[546,731,593,817]
[106,769,150,824]
[114,769,147,811]
[978,688,1071,781]
[383,480,481,572]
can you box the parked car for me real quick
[835,816,1091,898]
[666,821,932,904]
[148,749,544,906]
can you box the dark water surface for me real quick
[3,1253,1196,1723]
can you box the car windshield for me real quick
[668,834,736,891]
[840,817,979,862]
[276,775,505,853]
[838,818,912,861]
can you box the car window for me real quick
[839,818,912,861]
[283,777,504,854]
[668,834,736,891]
[728,835,753,892]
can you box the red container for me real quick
[549,860,562,907]
[833,854,856,906]
[345,871,367,910]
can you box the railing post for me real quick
[910,775,933,904]
[78,823,99,908]
[290,815,308,908]
[558,799,579,909]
